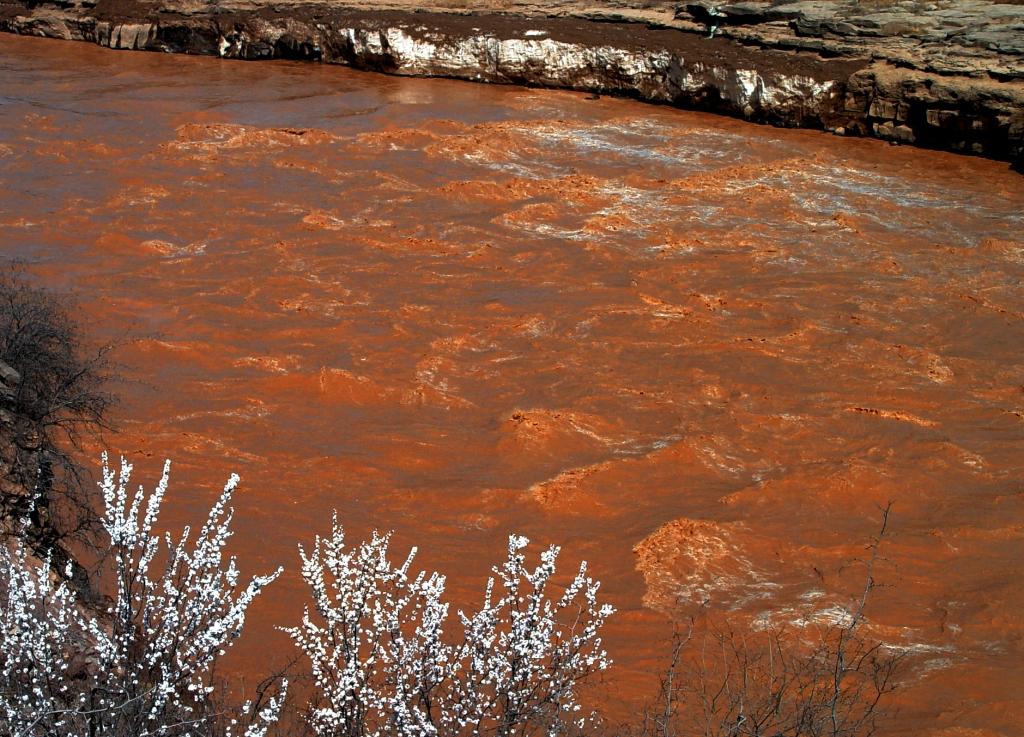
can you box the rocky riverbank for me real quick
[1,0,1022,161]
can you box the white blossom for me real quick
[0,454,284,737]
[286,523,614,737]
[1,454,612,737]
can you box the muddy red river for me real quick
[1,33,1022,736]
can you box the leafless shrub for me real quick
[638,505,905,737]
[0,264,115,553]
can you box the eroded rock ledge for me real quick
[1,0,1022,163]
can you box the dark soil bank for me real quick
[1,0,1022,163]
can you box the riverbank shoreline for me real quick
[1,1,1022,164]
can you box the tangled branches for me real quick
[639,506,904,737]
[0,265,115,553]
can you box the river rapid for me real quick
[1,33,1022,736]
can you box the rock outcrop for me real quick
[0,0,1021,162]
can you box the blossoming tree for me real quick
[286,517,615,737]
[1,455,614,737]
[0,454,285,737]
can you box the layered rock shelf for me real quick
[1,0,1022,162]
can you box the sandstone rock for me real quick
[869,98,897,120]
[927,109,960,129]
[0,360,20,389]
[110,22,153,50]
[721,2,802,24]
[892,123,915,143]
[679,2,726,25]
[275,32,322,59]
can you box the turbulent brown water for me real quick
[2,33,1023,736]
